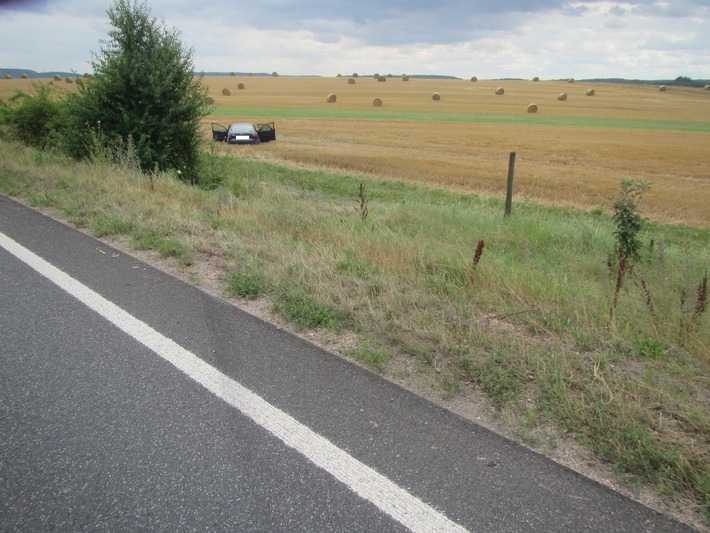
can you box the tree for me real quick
[67,0,209,180]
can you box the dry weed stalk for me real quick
[356,183,368,222]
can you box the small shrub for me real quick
[4,85,67,148]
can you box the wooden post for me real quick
[504,151,516,217]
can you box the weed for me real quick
[635,337,666,359]
[91,214,134,237]
[274,287,346,330]
[348,343,390,372]
[356,182,368,222]
[227,270,266,299]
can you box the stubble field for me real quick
[3,75,709,225]
[204,76,710,226]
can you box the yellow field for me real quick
[3,76,710,225]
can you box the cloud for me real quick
[0,0,708,78]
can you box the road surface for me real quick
[0,195,694,532]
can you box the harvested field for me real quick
[3,76,709,225]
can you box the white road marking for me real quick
[0,230,470,533]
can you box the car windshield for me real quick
[229,123,255,134]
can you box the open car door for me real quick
[211,122,228,142]
[255,122,276,142]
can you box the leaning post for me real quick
[504,152,516,217]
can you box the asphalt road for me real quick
[0,194,695,532]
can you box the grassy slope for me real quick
[0,139,708,521]
[216,105,710,132]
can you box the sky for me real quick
[0,0,709,79]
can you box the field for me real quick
[3,75,709,225]
[199,76,710,226]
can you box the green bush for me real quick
[64,0,209,179]
[2,86,67,149]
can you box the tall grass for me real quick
[1,139,708,521]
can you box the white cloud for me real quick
[0,0,708,79]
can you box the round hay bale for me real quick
[527,103,538,113]
[3,74,12,79]
[402,75,409,81]
[372,97,383,107]
[532,76,540,82]
[20,73,28,79]
[704,84,710,90]
[495,87,505,95]
[557,92,568,101]
[205,96,215,105]
[585,88,595,96]
[222,88,231,96]
[659,85,667,92]
[432,92,441,101]
[470,76,478,82]
[237,82,245,90]
[65,77,74,84]
[53,75,61,81]
[347,78,356,85]
[376,75,386,82]
[326,93,337,103]
[568,78,575,83]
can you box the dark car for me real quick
[211,122,276,144]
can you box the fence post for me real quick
[504,152,516,217]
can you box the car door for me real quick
[211,122,229,142]
[255,122,276,142]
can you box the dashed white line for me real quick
[0,230,470,533]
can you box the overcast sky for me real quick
[1,0,709,78]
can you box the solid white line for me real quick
[0,230,470,533]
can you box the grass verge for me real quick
[0,139,708,523]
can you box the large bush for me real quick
[66,0,210,180]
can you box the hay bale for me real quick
[585,88,595,96]
[557,92,568,101]
[532,76,539,82]
[705,84,710,91]
[20,73,28,79]
[402,75,409,81]
[3,74,12,79]
[326,93,337,103]
[659,85,667,92]
[237,82,245,90]
[372,97,383,107]
[65,77,74,84]
[432,92,441,101]
[470,76,477,82]
[222,88,231,96]
[347,78,356,85]
[527,103,538,113]
[495,87,505,95]
[568,78,575,83]
[205,96,215,105]
[377,76,386,82]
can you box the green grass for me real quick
[216,105,710,132]
[274,286,348,330]
[1,138,709,522]
[91,214,134,237]
[348,343,390,372]
[227,270,267,299]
